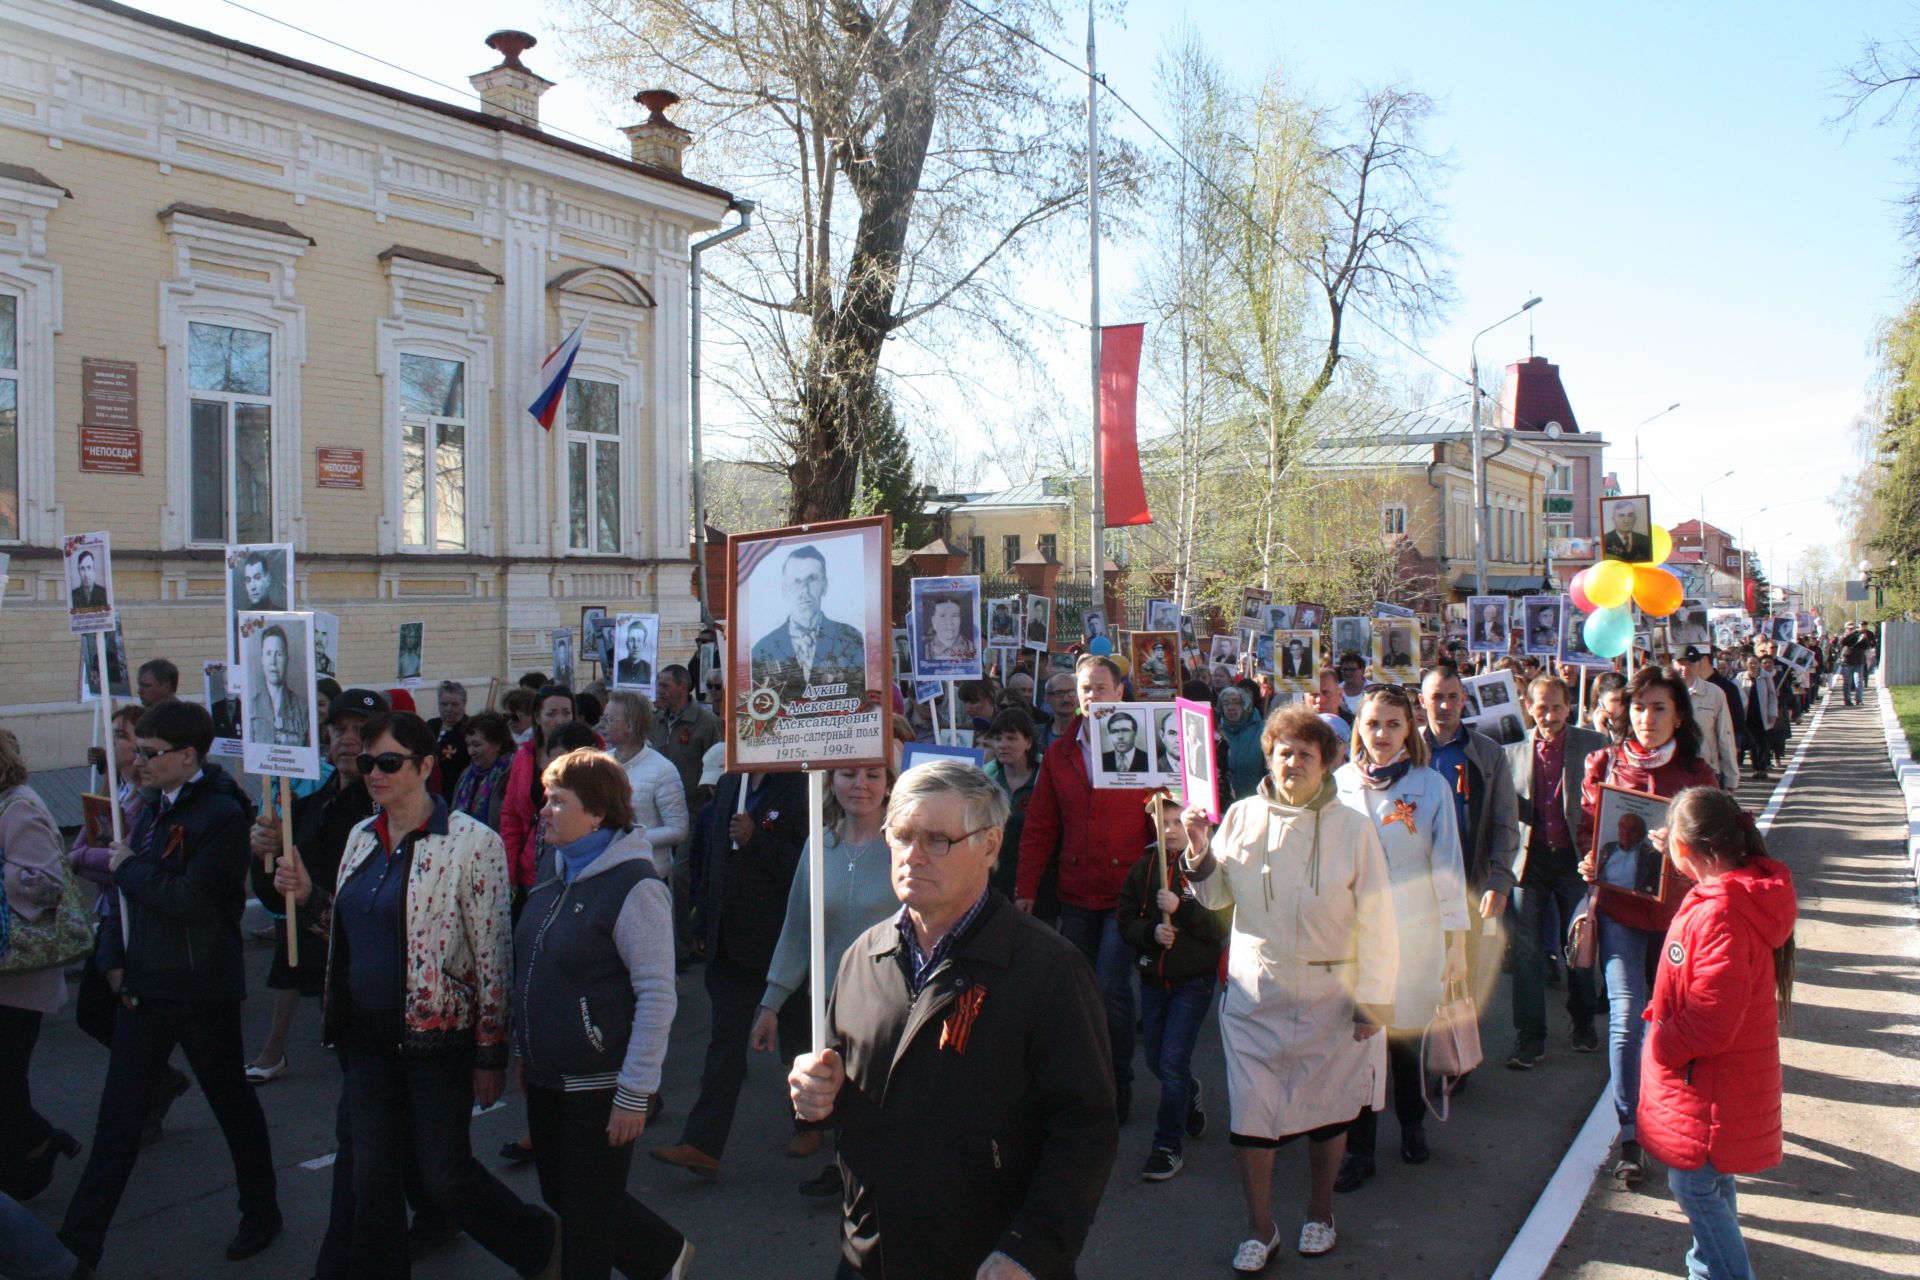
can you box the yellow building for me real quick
[0,0,739,770]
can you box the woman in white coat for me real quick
[1332,684,1469,1189]
[600,692,689,860]
[1180,705,1398,1274]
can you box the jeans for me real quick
[1744,712,1772,772]
[528,1086,686,1279]
[1344,1035,1425,1157]
[680,951,808,1159]
[1598,915,1654,1141]
[59,999,278,1269]
[1138,975,1213,1153]
[0,1006,52,1177]
[1668,1161,1755,1279]
[313,1057,441,1280]
[1056,903,1136,1094]
[1510,870,1599,1045]
[339,1030,555,1279]
[0,1190,77,1280]
[1843,665,1864,704]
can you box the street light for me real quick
[1737,508,1769,615]
[1634,403,1680,492]
[1470,296,1543,599]
[1697,468,1734,594]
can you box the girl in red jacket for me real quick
[1640,786,1795,1280]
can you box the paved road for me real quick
[17,693,1901,1278]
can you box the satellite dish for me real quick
[1543,421,1564,439]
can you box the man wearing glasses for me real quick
[61,701,282,1270]
[1035,673,1078,750]
[791,759,1117,1280]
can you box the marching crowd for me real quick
[0,615,1874,1279]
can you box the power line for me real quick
[952,0,1467,387]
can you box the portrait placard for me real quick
[1236,587,1271,633]
[551,626,576,692]
[1372,620,1419,684]
[1521,595,1563,657]
[1670,600,1711,648]
[611,613,660,698]
[1264,603,1295,632]
[224,543,293,666]
[1372,600,1415,620]
[1144,598,1179,632]
[912,576,983,680]
[311,611,340,681]
[1175,697,1219,821]
[1779,641,1817,674]
[1178,610,1200,652]
[1330,617,1372,665]
[1246,629,1276,676]
[1208,633,1241,668]
[237,610,321,780]
[1129,631,1180,701]
[892,628,913,680]
[1088,702,1183,790]
[1274,629,1319,692]
[1768,615,1797,644]
[1466,596,1510,654]
[1599,494,1655,563]
[64,530,117,635]
[1560,596,1610,668]
[1081,608,1109,645]
[1591,784,1673,902]
[901,741,987,774]
[1292,603,1325,631]
[580,607,609,665]
[205,660,243,758]
[1022,595,1053,653]
[985,597,1022,649]
[396,621,424,687]
[1463,669,1525,746]
[77,622,130,702]
[726,515,893,772]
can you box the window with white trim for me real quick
[0,293,16,541]
[1549,463,1573,492]
[1382,503,1407,535]
[187,321,275,544]
[399,354,468,551]
[564,377,622,554]
[1547,519,1573,542]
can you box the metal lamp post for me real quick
[1698,468,1734,598]
[1469,296,1543,599]
[1634,403,1680,493]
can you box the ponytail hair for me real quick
[1668,786,1794,1025]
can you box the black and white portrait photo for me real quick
[1331,616,1372,664]
[77,622,130,702]
[205,660,242,757]
[1600,495,1655,563]
[225,542,291,664]
[1374,622,1418,679]
[1276,629,1318,690]
[1522,595,1562,657]
[551,626,576,692]
[1144,598,1179,632]
[1209,633,1241,667]
[1176,698,1218,819]
[912,576,983,680]
[1467,596,1510,654]
[312,611,340,680]
[1560,602,1609,668]
[238,610,321,780]
[63,531,116,635]
[580,606,609,666]
[1023,595,1053,653]
[1463,670,1524,745]
[396,621,424,686]
[1264,603,1295,632]
[1081,608,1108,644]
[986,596,1021,648]
[1236,587,1271,633]
[1670,600,1711,648]
[612,613,661,698]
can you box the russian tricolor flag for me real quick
[527,315,589,431]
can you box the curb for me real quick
[1871,678,1920,883]
[1490,678,1834,1280]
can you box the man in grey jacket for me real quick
[1419,662,1520,996]
[1677,646,1739,790]
[1504,675,1606,1068]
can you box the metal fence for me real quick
[1884,620,1920,686]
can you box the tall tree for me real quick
[562,0,1137,523]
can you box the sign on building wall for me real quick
[78,426,141,474]
[316,447,366,489]
[81,359,137,429]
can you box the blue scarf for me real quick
[557,827,619,883]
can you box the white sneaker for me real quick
[667,1238,694,1278]
[244,1057,288,1084]
[1298,1217,1337,1257]
[1232,1227,1281,1274]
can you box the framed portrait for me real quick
[396,621,425,687]
[1372,600,1415,620]
[1599,494,1655,563]
[1178,610,1200,650]
[1246,628,1277,675]
[1047,651,1076,677]
[580,606,609,664]
[1081,607,1109,645]
[311,611,340,681]
[1779,641,1817,674]
[1209,633,1241,667]
[901,741,987,774]
[1292,603,1325,631]
[934,727,976,749]
[611,614,660,697]
[205,660,243,757]
[551,627,576,690]
[1591,784,1673,902]
[1463,670,1525,746]
[892,628,913,680]
[1559,600,1610,669]
[77,621,130,702]
[1330,616,1372,665]
[81,793,114,848]
[912,576,984,680]
[1770,615,1798,644]
[237,610,322,780]
[986,596,1023,649]
[914,677,942,706]
[1130,631,1180,701]
[1088,702,1168,789]
[224,542,293,665]
[1271,629,1319,692]
[1373,621,1419,683]
[1175,697,1219,821]
[64,530,117,635]
[1236,587,1271,633]
[1023,595,1053,653]
[1466,596,1510,654]
[1670,600,1711,648]
[1144,598,1179,632]
[1263,603,1295,632]
[726,514,893,773]
[1521,595,1563,658]
[1418,630,1441,665]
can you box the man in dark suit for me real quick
[749,545,867,711]
[1099,711,1148,773]
[240,552,286,611]
[1602,503,1653,562]
[1503,673,1605,1067]
[1281,637,1312,678]
[1474,604,1507,648]
[1382,627,1414,669]
[70,549,108,610]
[616,625,654,686]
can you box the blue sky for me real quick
[133,0,1915,577]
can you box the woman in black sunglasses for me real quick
[273,711,558,1279]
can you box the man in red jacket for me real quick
[1016,654,1156,1121]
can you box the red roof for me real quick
[1501,356,1580,434]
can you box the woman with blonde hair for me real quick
[1332,683,1468,1188]
[599,692,688,860]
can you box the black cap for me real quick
[328,688,389,724]
[1681,645,1707,663]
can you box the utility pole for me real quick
[1086,0,1104,591]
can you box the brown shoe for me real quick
[649,1143,720,1179]
[787,1129,825,1159]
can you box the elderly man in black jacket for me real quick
[792,758,1118,1280]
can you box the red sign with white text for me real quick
[316,448,365,489]
[79,426,142,474]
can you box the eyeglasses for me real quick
[133,744,190,762]
[356,752,429,775]
[884,824,993,857]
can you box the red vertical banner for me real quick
[1099,322,1151,528]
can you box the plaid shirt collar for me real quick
[896,888,990,996]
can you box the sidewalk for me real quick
[1546,691,1920,1278]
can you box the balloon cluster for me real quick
[1566,526,1682,658]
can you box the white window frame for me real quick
[1549,462,1573,493]
[561,370,628,556]
[184,319,278,546]
[397,353,471,552]
[159,208,307,549]
[548,279,651,559]
[0,173,65,545]
[1547,519,1573,542]
[1382,503,1408,536]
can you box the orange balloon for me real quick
[1631,565,1684,617]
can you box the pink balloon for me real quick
[1568,567,1596,614]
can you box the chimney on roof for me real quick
[621,89,694,172]
[470,31,554,128]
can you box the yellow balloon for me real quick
[1631,565,1684,617]
[1647,525,1673,566]
[1584,558,1634,609]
